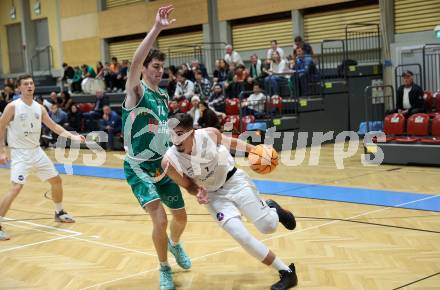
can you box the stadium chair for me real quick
[241,115,256,132]
[395,113,429,143]
[178,99,191,113]
[421,115,440,144]
[268,95,283,115]
[225,98,240,115]
[78,103,94,113]
[381,113,405,142]
[424,90,433,113]
[433,92,440,115]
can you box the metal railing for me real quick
[363,85,395,133]
[319,39,346,80]
[30,45,52,74]
[422,44,440,92]
[345,23,381,66]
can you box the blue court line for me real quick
[1,163,439,212]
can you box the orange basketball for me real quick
[248,144,279,174]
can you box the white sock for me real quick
[160,261,170,268]
[169,239,179,246]
[271,257,291,272]
[54,203,63,213]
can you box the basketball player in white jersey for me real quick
[162,113,298,290]
[0,74,85,240]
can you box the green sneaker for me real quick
[168,239,192,269]
[0,226,10,241]
[159,265,174,290]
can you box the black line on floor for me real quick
[4,213,439,233]
[392,272,440,290]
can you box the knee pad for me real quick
[255,213,278,234]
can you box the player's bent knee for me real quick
[255,215,278,234]
[171,208,187,223]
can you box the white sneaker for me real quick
[54,210,75,223]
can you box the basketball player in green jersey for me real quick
[122,5,193,290]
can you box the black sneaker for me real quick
[271,263,298,290]
[266,199,296,230]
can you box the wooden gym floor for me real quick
[0,143,439,290]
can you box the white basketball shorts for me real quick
[10,147,59,184]
[206,168,276,227]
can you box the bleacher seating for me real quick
[380,113,405,142]
[421,115,440,144]
[241,115,256,132]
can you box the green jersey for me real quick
[122,81,170,165]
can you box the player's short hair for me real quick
[172,113,193,130]
[143,48,166,68]
[16,74,33,86]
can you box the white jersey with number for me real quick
[165,129,235,192]
[7,98,42,149]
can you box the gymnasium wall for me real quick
[29,0,62,70]
[217,0,353,21]
[0,0,24,74]
[59,0,100,67]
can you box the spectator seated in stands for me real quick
[41,103,68,147]
[43,91,61,110]
[167,65,178,97]
[197,101,221,129]
[71,66,83,93]
[208,83,226,113]
[173,70,195,101]
[264,50,289,98]
[81,64,97,94]
[193,69,211,100]
[1,86,14,104]
[224,44,244,66]
[293,46,319,97]
[188,96,201,128]
[110,56,121,91]
[248,54,264,86]
[4,78,15,91]
[213,59,230,86]
[241,83,267,118]
[294,36,315,58]
[227,64,249,98]
[267,40,285,60]
[115,60,129,92]
[393,70,425,117]
[99,105,122,150]
[65,105,82,133]
[180,63,195,82]
[49,103,68,126]
[82,90,109,126]
[168,100,181,117]
[60,91,73,112]
[61,62,75,93]
[191,59,209,79]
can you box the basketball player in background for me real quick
[162,113,298,290]
[0,74,86,241]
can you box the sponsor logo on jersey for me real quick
[216,212,224,221]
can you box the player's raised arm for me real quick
[0,103,15,164]
[125,5,176,108]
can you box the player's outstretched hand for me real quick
[71,134,86,144]
[0,151,8,165]
[155,5,176,30]
[196,186,209,205]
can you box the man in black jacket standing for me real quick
[395,70,425,116]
